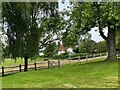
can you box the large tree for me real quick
[2,2,59,71]
[69,2,120,61]
[92,2,120,60]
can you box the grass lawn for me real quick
[2,58,118,88]
[2,57,44,67]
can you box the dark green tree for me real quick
[2,2,59,71]
[44,42,57,57]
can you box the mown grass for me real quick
[2,58,118,88]
[2,57,44,67]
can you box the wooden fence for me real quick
[0,53,119,77]
[0,60,60,76]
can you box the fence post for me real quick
[99,53,101,58]
[78,56,80,63]
[69,55,71,64]
[34,62,37,70]
[106,52,108,57]
[86,54,88,61]
[94,54,95,59]
[48,59,50,69]
[58,59,60,67]
[117,53,119,57]
[2,66,4,76]
[19,64,21,72]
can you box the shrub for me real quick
[52,53,69,59]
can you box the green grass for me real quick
[2,58,118,88]
[2,57,44,67]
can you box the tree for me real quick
[93,2,120,60]
[69,2,120,61]
[96,41,107,53]
[73,46,79,53]
[2,2,59,71]
[79,38,96,53]
[44,42,57,57]
[39,11,64,50]
[0,31,2,63]
[61,2,96,52]
[62,28,79,47]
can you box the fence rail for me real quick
[1,53,119,77]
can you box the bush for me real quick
[52,53,88,60]
[52,53,69,59]
[73,47,79,53]
[52,53,105,60]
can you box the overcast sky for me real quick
[58,0,108,43]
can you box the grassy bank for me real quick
[2,58,118,88]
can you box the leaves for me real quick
[2,2,59,58]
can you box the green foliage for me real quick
[0,33,2,62]
[70,3,96,33]
[52,53,95,60]
[44,42,57,57]
[39,12,64,49]
[61,3,96,48]
[2,45,10,58]
[79,38,96,53]
[70,2,120,34]
[2,2,39,58]
[52,53,69,59]
[96,41,107,53]
[2,2,59,59]
[62,28,79,47]
[68,2,120,60]
[96,2,120,28]
[73,46,79,53]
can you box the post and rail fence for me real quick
[0,53,119,76]
[1,59,60,76]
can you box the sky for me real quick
[58,0,108,43]
[89,27,108,42]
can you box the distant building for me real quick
[67,47,74,55]
[58,44,65,55]
[58,44,74,55]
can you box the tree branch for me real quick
[39,37,60,49]
[99,28,107,41]
[94,2,108,41]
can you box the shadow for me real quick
[2,66,49,77]
[2,71,21,77]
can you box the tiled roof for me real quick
[58,44,64,51]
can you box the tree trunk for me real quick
[24,54,28,71]
[107,28,117,61]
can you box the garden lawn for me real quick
[2,59,118,88]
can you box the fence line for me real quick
[1,60,61,76]
[1,53,119,76]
